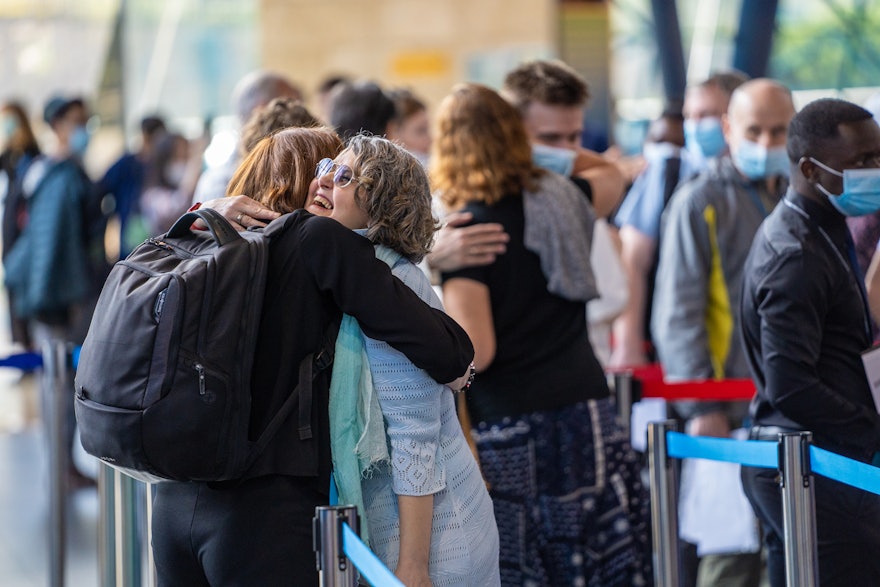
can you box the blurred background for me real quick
[3,0,880,174]
[2,0,880,584]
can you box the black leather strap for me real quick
[167,208,241,246]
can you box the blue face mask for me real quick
[684,117,726,160]
[733,139,790,180]
[810,157,880,216]
[531,143,576,177]
[70,126,90,156]
[1,115,18,140]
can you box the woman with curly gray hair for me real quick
[307,134,500,587]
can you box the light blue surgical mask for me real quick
[810,157,880,216]
[1,115,18,140]
[733,139,790,180]
[684,117,726,161]
[532,143,576,177]
[70,125,90,156]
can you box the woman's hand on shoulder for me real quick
[197,195,281,230]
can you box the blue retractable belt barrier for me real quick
[341,523,405,587]
[810,446,880,497]
[666,431,778,468]
[0,346,81,372]
[0,351,43,371]
[328,472,401,584]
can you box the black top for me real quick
[247,211,474,485]
[741,188,880,461]
[570,175,593,204]
[441,194,608,423]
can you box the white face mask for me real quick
[642,142,682,163]
[165,162,188,187]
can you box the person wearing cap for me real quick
[3,94,106,492]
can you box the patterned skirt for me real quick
[472,398,652,587]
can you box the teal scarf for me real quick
[329,244,402,546]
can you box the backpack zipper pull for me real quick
[148,237,173,251]
[194,363,206,395]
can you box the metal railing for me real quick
[646,421,819,587]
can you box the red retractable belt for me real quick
[608,364,756,402]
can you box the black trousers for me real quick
[741,464,880,587]
[152,475,324,587]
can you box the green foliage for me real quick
[771,2,880,90]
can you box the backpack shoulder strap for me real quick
[246,318,341,463]
[259,211,297,240]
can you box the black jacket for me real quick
[741,188,880,461]
[247,211,473,485]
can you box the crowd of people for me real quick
[3,53,880,586]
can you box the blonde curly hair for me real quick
[226,126,342,213]
[429,83,542,210]
[344,134,437,263]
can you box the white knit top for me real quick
[360,257,500,587]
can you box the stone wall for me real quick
[259,0,556,111]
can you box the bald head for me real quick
[729,79,793,118]
[723,79,796,179]
[726,79,795,146]
[232,70,302,125]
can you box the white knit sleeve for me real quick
[363,260,448,496]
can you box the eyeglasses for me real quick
[315,157,367,188]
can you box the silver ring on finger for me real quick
[236,212,244,225]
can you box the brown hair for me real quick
[388,88,426,124]
[1,101,39,155]
[344,134,436,263]
[430,83,542,210]
[239,97,321,157]
[703,70,750,98]
[501,59,590,114]
[226,126,342,213]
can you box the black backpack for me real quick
[74,209,333,483]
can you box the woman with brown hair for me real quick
[433,84,652,587]
[1,101,41,349]
[151,126,475,587]
[387,88,432,166]
[226,125,342,211]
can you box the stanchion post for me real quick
[313,505,360,587]
[779,432,818,587]
[146,482,157,587]
[113,470,143,587]
[647,420,681,587]
[43,339,68,587]
[98,464,116,587]
[613,371,634,436]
